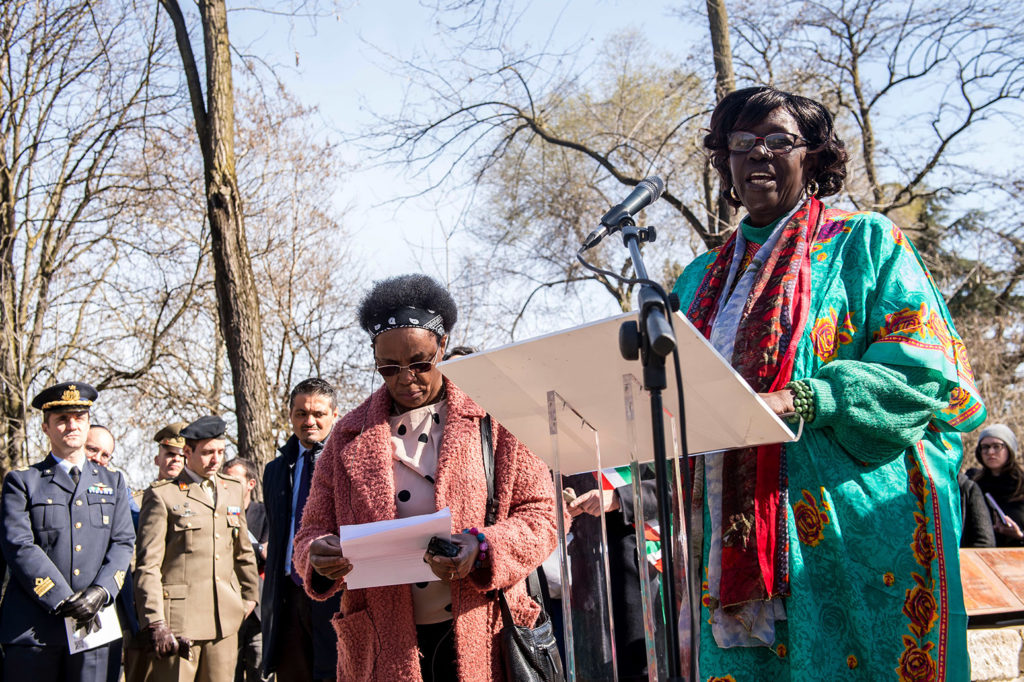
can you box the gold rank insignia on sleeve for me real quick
[114,570,126,589]
[34,577,55,597]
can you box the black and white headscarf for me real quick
[368,306,446,339]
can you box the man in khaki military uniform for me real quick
[134,415,259,682]
[124,422,187,682]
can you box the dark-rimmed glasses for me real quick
[727,131,808,154]
[980,443,1008,452]
[375,346,441,378]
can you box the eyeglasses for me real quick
[375,346,441,378]
[727,131,808,154]
[980,443,1008,452]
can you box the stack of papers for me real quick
[339,507,452,589]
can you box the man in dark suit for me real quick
[261,378,340,682]
[222,457,268,682]
[0,381,135,682]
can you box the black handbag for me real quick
[480,415,565,682]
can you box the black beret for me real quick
[31,382,97,413]
[180,415,226,441]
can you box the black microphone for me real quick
[601,176,665,227]
[582,176,665,250]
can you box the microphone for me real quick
[600,176,665,228]
[582,176,665,250]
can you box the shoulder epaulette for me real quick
[151,479,172,488]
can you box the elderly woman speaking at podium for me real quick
[672,87,985,680]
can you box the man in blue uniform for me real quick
[0,381,135,682]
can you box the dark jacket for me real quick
[958,473,995,548]
[0,454,135,645]
[260,434,340,677]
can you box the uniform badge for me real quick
[227,506,241,516]
[114,570,126,589]
[87,483,113,495]
[179,482,189,491]
[102,515,109,525]
[34,577,55,597]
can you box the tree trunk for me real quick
[160,0,275,467]
[706,0,736,103]
[706,0,738,238]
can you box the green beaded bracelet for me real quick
[785,380,815,424]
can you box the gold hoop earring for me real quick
[806,179,820,197]
[727,186,741,203]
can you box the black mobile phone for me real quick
[426,535,460,558]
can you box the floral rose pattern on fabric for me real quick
[896,453,939,681]
[792,489,829,547]
[810,306,856,363]
[903,574,939,638]
[898,637,937,682]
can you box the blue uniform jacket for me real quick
[0,454,135,646]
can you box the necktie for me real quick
[290,441,322,585]
[69,466,80,487]
[202,477,216,504]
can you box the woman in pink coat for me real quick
[293,274,558,682]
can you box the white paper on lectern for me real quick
[440,310,794,475]
[65,604,121,653]
[338,507,452,589]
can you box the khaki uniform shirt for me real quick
[134,470,259,641]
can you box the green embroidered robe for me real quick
[673,207,985,681]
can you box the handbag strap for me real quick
[480,414,498,527]
[480,414,543,602]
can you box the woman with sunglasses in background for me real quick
[672,87,985,680]
[292,274,558,682]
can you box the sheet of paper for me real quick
[339,507,452,590]
[65,603,122,653]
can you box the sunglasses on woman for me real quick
[727,131,808,154]
[375,346,442,378]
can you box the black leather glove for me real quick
[76,614,103,635]
[57,585,106,622]
[148,621,179,658]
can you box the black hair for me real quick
[223,456,262,501]
[357,274,457,341]
[289,377,338,411]
[443,345,476,361]
[704,86,848,207]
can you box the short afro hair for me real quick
[704,86,848,208]
[357,274,457,340]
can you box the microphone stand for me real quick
[613,219,687,681]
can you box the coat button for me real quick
[73,569,80,576]
[46,498,52,503]
[214,554,220,560]
[75,500,83,506]
[185,522,192,528]
[215,533,220,539]
[75,522,82,529]
[163,591,169,598]
[75,545,82,552]
[213,512,219,518]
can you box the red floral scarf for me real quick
[686,197,823,608]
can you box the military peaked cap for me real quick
[153,422,189,448]
[180,415,226,441]
[31,381,97,413]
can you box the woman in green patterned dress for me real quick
[672,86,985,681]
